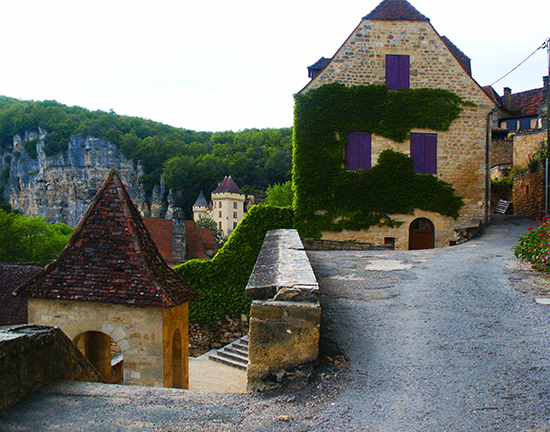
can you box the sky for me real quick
[0,0,548,132]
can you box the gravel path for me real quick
[2,216,550,431]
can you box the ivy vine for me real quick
[293,83,467,237]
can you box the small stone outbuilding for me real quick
[16,169,199,388]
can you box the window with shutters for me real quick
[345,131,372,170]
[385,55,410,90]
[410,133,437,174]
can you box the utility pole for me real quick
[546,38,550,214]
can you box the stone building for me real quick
[16,169,199,389]
[193,176,247,237]
[295,0,495,250]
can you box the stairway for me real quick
[208,335,249,370]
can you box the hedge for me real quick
[175,205,294,322]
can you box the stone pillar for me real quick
[171,208,186,260]
[245,229,321,391]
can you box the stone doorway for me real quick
[409,218,435,250]
[73,331,124,384]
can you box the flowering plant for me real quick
[515,217,550,271]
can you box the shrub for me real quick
[175,205,294,322]
[515,217,550,271]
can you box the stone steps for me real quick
[209,335,249,370]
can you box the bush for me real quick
[515,217,550,271]
[175,205,295,322]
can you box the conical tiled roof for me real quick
[16,169,198,308]
[212,176,244,195]
[363,0,429,21]
[193,190,209,207]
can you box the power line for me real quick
[489,38,549,87]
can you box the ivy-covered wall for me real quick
[292,83,465,238]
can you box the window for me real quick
[410,133,437,174]
[519,118,531,129]
[219,221,222,229]
[233,212,238,219]
[345,131,371,170]
[218,201,222,208]
[233,202,237,209]
[386,55,410,90]
[218,211,222,218]
[233,222,238,229]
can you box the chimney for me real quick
[503,87,512,109]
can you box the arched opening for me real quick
[409,218,435,250]
[172,328,183,388]
[73,331,124,384]
[172,329,184,388]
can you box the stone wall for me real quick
[302,18,493,228]
[513,130,546,170]
[0,324,104,412]
[246,229,321,391]
[513,164,546,217]
[491,139,513,168]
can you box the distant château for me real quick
[193,176,257,237]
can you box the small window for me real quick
[386,55,410,90]
[218,211,222,218]
[410,133,437,174]
[345,131,372,170]
[233,212,238,219]
[233,222,237,229]
[233,202,237,209]
[218,221,222,229]
[384,237,395,249]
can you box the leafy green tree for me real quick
[195,216,227,247]
[265,181,294,207]
[0,209,73,265]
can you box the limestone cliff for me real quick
[1,130,177,226]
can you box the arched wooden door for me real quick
[409,218,435,250]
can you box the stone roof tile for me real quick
[363,0,429,21]
[0,263,43,325]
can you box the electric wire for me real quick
[489,38,549,87]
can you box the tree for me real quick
[265,181,294,207]
[195,216,227,247]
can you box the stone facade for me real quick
[300,1,494,247]
[513,130,546,170]
[27,299,190,388]
[319,209,457,250]
[490,139,513,179]
[513,164,546,217]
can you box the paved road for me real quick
[310,215,550,431]
[2,216,550,431]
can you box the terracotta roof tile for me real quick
[143,218,173,261]
[198,228,218,252]
[16,170,198,308]
[0,263,43,325]
[185,220,209,260]
[363,0,429,21]
[508,88,544,117]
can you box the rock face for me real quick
[1,130,176,225]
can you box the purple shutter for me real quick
[398,56,410,89]
[424,134,437,174]
[386,55,399,90]
[345,131,359,170]
[410,133,424,173]
[357,132,372,170]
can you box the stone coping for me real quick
[245,229,319,302]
